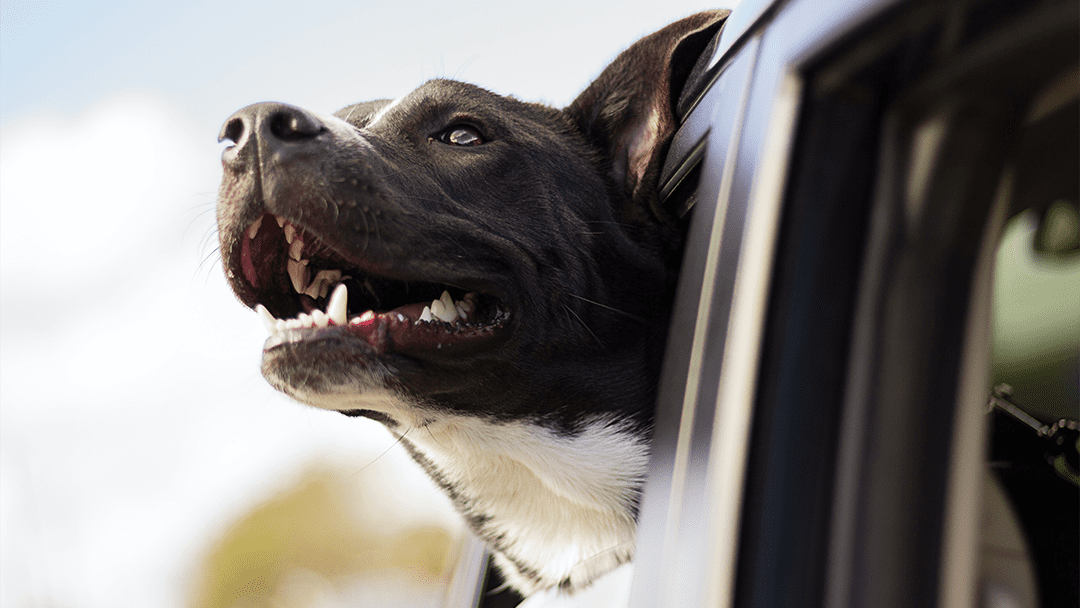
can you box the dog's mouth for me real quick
[235,213,510,357]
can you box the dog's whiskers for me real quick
[566,540,634,581]
[347,426,412,479]
[194,246,222,282]
[584,220,636,228]
[562,303,606,349]
[424,425,449,450]
[566,293,647,323]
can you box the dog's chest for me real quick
[402,413,649,593]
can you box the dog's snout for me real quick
[218,102,324,169]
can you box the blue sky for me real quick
[0,1,737,606]
[2,0,730,126]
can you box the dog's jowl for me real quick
[216,11,728,597]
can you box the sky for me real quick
[0,1,739,606]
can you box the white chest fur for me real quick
[405,414,649,595]
[290,387,649,595]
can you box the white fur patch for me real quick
[409,414,648,594]
[291,386,648,595]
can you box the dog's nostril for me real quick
[268,109,323,142]
[218,103,324,168]
[219,117,246,145]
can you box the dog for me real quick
[215,10,729,597]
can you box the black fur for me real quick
[216,11,729,595]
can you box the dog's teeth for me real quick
[420,306,434,323]
[256,304,277,332]
[289,238,304,261]
[275,319,287,333]
[440,290,454,311]
[298,313,313,329]
[456,304,468,321]
[459,298,475,314]
[247,217,264,240]
[430,298,446,320]
[350,310,375,324]
[288,259,310,293]
[276,216,286,228]
[284,223,296,244]
[431,298,458,323]
[304,270,342,300]
[312,310,329,328]
[327,284,348,325]
[316,269,342,284]
[285,318,301,330]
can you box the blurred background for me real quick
[7,1,1079,607]
[0,1,739,606]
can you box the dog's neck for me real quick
[399,411,649,595]
[285,383,649,594]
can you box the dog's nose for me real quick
[218,102,324,169]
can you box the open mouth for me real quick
[236,213,510,356]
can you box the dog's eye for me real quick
[437,126,485,146]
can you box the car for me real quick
[446,0,1079,605]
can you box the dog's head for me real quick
[215,10,727,594]
[217,11,725,429]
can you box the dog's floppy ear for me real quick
[566,10,729,222]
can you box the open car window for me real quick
[452,1,1078,606]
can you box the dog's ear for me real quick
[566,10,729,222]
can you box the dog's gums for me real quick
[239,212,509,356]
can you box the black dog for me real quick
[216,11,728,596]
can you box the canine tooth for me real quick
[420,306,434,323]
[327,284,348,325]
[312,310,329,328]
[247,216,264,239]
[288,259,310,293]
[289,238,304,261]
[276,216,286,228]
[440,290,454,311]
[256,304,277,332]
[431,298,458,323]
[430,298,446,318]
